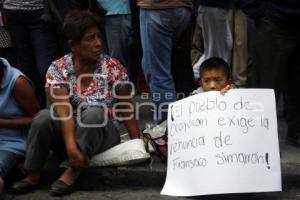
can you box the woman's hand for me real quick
[67,147,88,170]
[46,87,87,169]
[116,84,141,139]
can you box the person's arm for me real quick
[0,76,40,128]
[46,87,87,169]
[116,85,141,139]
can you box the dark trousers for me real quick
[253,17,300,139]
[4,9,59,107]
[24,108,120,171]
[254,18,300,89]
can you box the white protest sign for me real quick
[161,89,282,196]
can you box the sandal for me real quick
[12,180,38,194]
[50,180,74,196]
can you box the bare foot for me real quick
[58,167,81,185]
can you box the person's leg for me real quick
[30,10,59,78]
[57,107,120,185]
[286,41,300,144]
[231,9,248,87]
[23,109,62,183]
[253,19,296,89]
[29,10,59,107]
[13,109,64,194]
[191,22,204,66]
[0,151,21,192]
[172,20,197,98]
[193,6,233,80]
[246,18,256,87]
[3,9,36,80]
[4,9,58,107]
[139,8,190,122]
[77,106,121,158]
[105,14,132,75]
[253,18,300,144]
[139,8,174,122]
[205,7,233,63]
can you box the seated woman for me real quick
[12,10,141,196]
[0,58,40,193]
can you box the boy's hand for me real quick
[220,85,232,95]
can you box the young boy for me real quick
[145,57,234,161]
[192,57,234,95]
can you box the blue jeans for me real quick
[0,150,20,177]
[140,8,191,121]
[105,14,133,77]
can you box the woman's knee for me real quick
[29,109,52,132]
[0,151,19,177]
[79,107,107,126]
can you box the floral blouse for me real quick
[45,53,129,119]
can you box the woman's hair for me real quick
[199,57,231,80]
[63,10,102,43]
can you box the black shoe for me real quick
[286,136,300,148]
[12,180,38,194]
[50,180,74,196]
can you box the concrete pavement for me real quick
[1,94,300,199]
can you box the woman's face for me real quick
[71,26,103,63]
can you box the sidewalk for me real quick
[4,95,300,192]
[33,95,300,190]
[38,143,300,191]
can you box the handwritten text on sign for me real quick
[161,89,281,196]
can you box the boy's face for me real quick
[199,69,230,92]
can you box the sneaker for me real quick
[50,180,74,196]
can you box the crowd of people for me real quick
[0,0,300,196]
